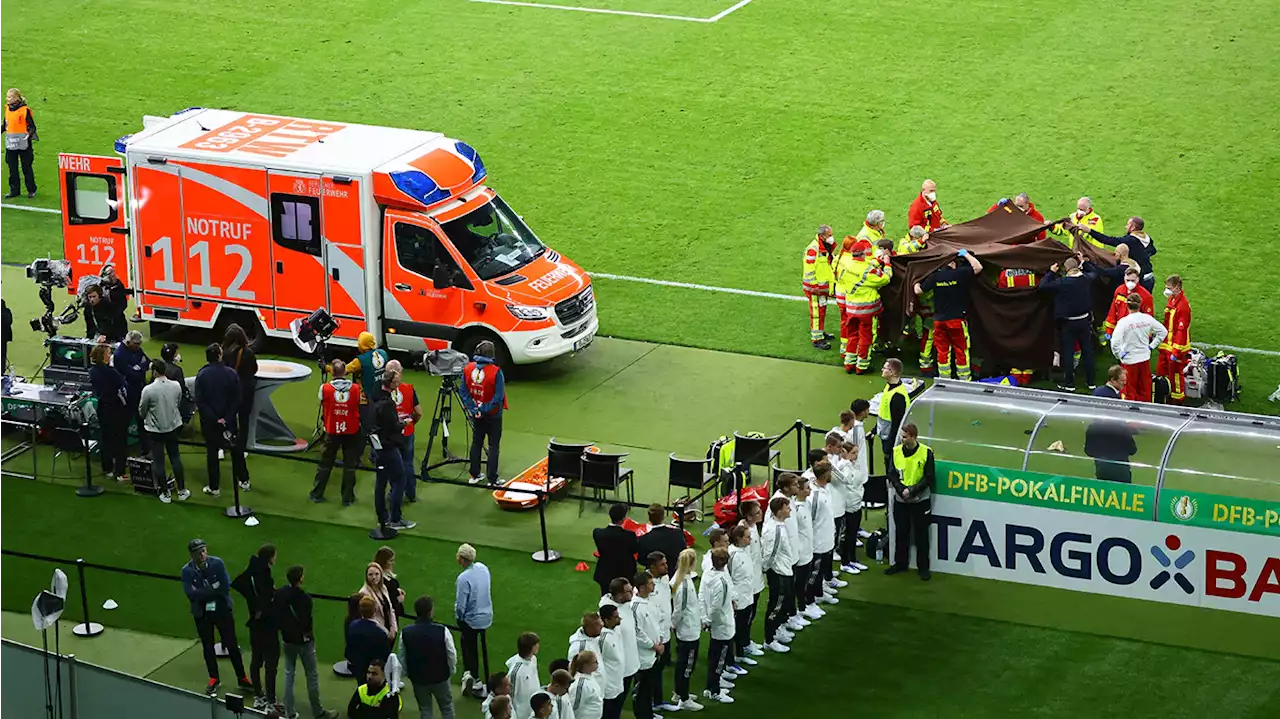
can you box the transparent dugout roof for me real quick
[908,380,1280,501]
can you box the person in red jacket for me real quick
[907,179,947,232]
[1156,275,1193,403]
[311,359,365,506]
[462,341,508,485]
[988,193,1046,240]
[1102,267,1154,340]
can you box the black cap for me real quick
[188,538,207,554]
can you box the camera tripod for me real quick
[419,375,474,481]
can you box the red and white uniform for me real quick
[996,268,1040,289]
[908,193,945,232]
[320,379,362,436]
[988,200,1047,240]
[1102,284,1154,336]
[1156,292,1192,403]
[391,382,417,436]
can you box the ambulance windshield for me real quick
[442,196,546,281]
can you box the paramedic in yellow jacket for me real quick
[1052,196,1105,249]
[802,224,837,350]
[837,244,892,375]
[897,226,934,373]
[856,209,887,248]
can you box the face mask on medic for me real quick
[1125,280,1137,290]
[1163,288,1175,298]
[925,192,937,202]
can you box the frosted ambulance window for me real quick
[270,194,321,256]
[70,175,113,222]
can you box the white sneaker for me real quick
[828,578,849,588]
[744,644,765,657]
[218,449,225,461]
[657,700,682,712]
[468,475,486,485]
[765,641,791,653]
[177,489,191,501]
[238,480,251,491]
[159,491,172,504]
[858,528,872,538]
[819,595,840,605]
[775,632,793,644]
[803,605,824,619]
[746,641,762,651]
[703,691,734,704]
[719,671,736,683]
[738,656,758,666]
[679,696,704,711]
[842,563,861,575]
[203,486,221,497]
[833,552,841,563]
[461,671,475,694]
[856,539,864,547]
[728,664,748,676]
[852,561,868,571]
[253,696,270,712]
[789,616,809,629]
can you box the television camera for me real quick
[412,348,474,480]
[25,259,84,337]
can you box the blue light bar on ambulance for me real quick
[389,170,453,207]
[114,135,133,154]
[454,141,487,185]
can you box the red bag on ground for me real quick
[713,483,769,526]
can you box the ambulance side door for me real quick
[58,154,130,292]
[381,210,468,353]
[321,175,367,342]
[266,171,328,318]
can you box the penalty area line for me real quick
[464,0,715,23]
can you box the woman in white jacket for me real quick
[669,549,704,711]
[569,650,604,719]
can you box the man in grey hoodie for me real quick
[140,359,187,503]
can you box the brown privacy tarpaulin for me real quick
[881,209,1117,370]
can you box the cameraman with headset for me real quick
[461,340,507,486]
[195,343,242,497]
[83,264,130,343]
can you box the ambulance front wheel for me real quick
[455,330,511,370]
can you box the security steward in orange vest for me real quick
[310,359,365,506]
[462,340,508,486]
[884,423,935,581]
[4,88,38,199]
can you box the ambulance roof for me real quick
[124,108,444,175]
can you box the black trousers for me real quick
[311,431,364,502]
[249,625,280,702]
[892,497,932,573]
[201,417,246,491]
[602,692,626,719]
[652,639,670,705]
[764,571,792,642]
[705,638,731,695]
[1059,317,1095,388]
[458,620,483,679]
[98,404,129,476]
[633,664,655,719]
[791,561,811,614]
[5,146,35,195]
[733,607,752,654]
[841,509,863,564]
[881,437,895,477]
[195,610,246,681]
[811,551,834,603]
[234,390,255,481]
[673,637,699,700]
[469,413,502,481]
[1094,459,1133,484]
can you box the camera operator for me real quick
[83,284,127,343]
[2,299,12,371]
[114,330,151,452]
[310,359,364,507]
[462,340,507,486]
[195,343,243,497]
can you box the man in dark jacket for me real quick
[2,299,12,371]
[371,376,415,531]
[1039,255,1099,392]
[181,538,251,696]
[233,544,280,712]
[160,342,193,424]
[82,284,127,343]
[592,503,639,595]
[274,565,338,719]
[195,343,241,496]
[635,503,685,578]
[1085,217,1157,291]
[1086,366,1139,483]
[346,596,391,683]
[397,596,456,719]
[113,330,151,451]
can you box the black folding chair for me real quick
[733,431,781,482]
[548,437,592,484]
[580,451,634,515]
[668,453,715,517]
[770,463,804,494]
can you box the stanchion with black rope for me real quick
[70,558,104,637]
[531,487,561,563]
[75,423,104,498]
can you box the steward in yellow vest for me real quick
[884,423,935,581]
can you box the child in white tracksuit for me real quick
[701,548,736,704]
[569,650,604,719]
[739,501,767,656]
[598,582,640,707]
[792,480,818,625]
[833,437,868,573]
[669,549,704,711]
[809,462,840,606]
[727,525,756,668]
[760,496,795,652]
[506,633,541,719]
[596,606,626,719]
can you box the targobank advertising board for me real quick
[928,463,1280,618]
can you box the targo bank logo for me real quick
[934,515,1280,604]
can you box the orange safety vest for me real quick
[4,104,31,135]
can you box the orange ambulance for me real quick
[58,108,597,364]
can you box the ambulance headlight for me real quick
[506,304,551,321]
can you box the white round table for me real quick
[246,360,312,453]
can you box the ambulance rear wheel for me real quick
[214,309,265,354]
[455,331,511,370]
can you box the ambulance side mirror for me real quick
[432,264,452,290]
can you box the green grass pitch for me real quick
[3,1,1280,717]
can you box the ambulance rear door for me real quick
[320,174,367,342]
[58,153,129,291]
[266,171,329,324]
